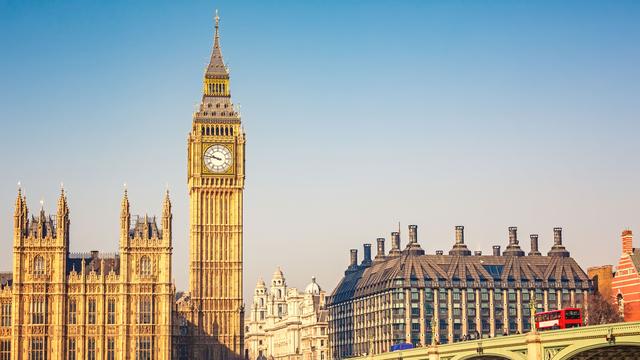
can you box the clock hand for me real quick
[205,154,222,161]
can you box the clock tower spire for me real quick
[185,11,245,360]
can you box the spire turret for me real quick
[14,186,27,241]
[120,188,130,246]
[57,185,69,217]
[162,190,172,243]
[205,10,229,81]
[56,186,70,244]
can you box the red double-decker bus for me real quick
[534,308,583,331]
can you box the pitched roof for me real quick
[329,251,590,305]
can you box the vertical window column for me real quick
[489,288,496,337]
[447,288,453,343]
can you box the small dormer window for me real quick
[34,256,45,275]
[140,256,152,277]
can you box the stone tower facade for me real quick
[0,188,173,360]
[176,12,246,360]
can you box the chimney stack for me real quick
[622,230,634,255]
[529,234,541,256]
[376,238,385,259]
[554,227,563,246]
[474,251,482,256]
[503,227,525,256]
[435,250,444,255]
[389,232,401,256]
[493,245,501,256]
[362,243,372,267]
[405,225,425,255]
[509,227,518,245]
[548,227,570,257]
[349,249,358,267]
[449,225,471,256]
[409,225,418,244]
[455,226,464,244]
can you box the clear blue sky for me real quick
[1,0,639,298]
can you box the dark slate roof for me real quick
[0,272,12,287]
[629,249,640,274]
[329,266,366,304]
[329,250,591,305]
[129,215,161,239]
[66,252,120,275]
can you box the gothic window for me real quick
[34,255,45,275]
[88,298,97,325]
[31,298,46,325]
[140,256,152,277]
[107,298,116,324]
[138,297,152,324]
[0,303,10,327]
[106,338,115,360]
[29,337,46,360]
[67,338,76,360]
[86,337,96,360]
[68,299,77,325]
[136,336,152,360]
[618,294,624,316]
[0,340,10,360]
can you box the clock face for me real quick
[204,144,233,173]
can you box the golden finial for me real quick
[215,9,220,27]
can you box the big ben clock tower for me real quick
[187,12,245,360]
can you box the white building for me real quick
[246,268,329,360]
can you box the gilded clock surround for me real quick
[202,143,235,175]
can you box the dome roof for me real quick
[272,266,284,280]
[305,276,322,295]
[256,277,266,288]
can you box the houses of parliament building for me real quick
[0,13,245,360]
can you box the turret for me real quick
[56,186,70,247]
[502,226,525,256]
[13,186,27,245]
[120,189,130,247]
[162,190,172,245]
[449,225,471,256]
[547,227,570,257]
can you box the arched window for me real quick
[140,256,152,277]
[618,293,625,316]
[34,256,45,275]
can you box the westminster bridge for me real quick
[352,322,640,360]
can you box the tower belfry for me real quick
[185,11,246,360]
